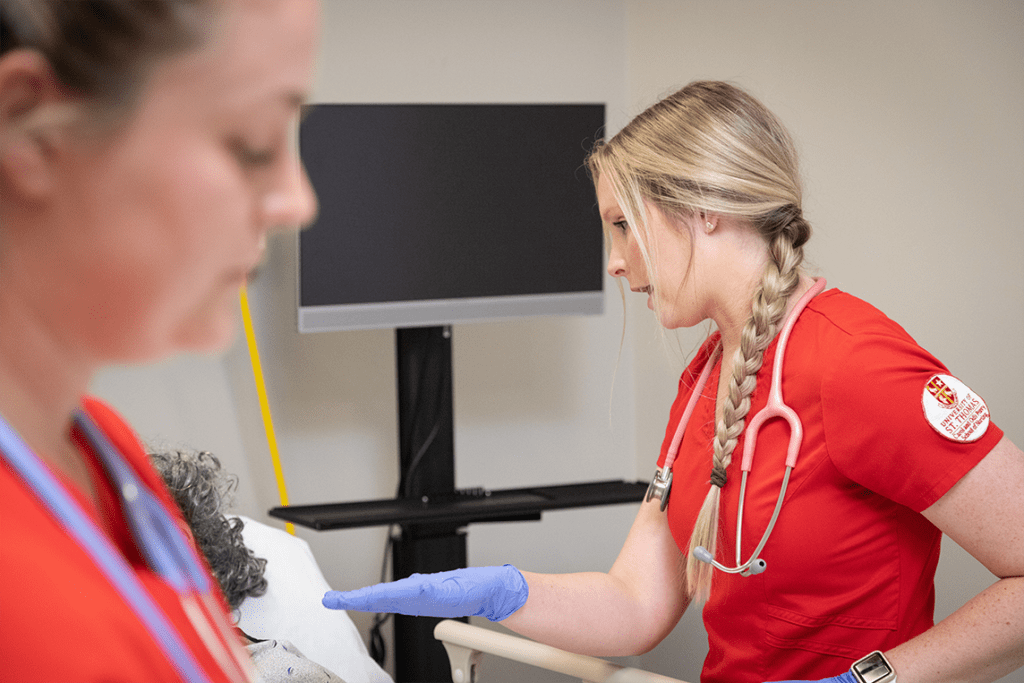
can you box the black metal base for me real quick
[392,528,468,682]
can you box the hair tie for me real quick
[710,463,728,488]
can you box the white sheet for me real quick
[233,515,392,683]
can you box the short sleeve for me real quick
[821,333,1003,512]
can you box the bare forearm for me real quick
[500,569,682,657]
[498,500,688,657]
[887,576,1024,683]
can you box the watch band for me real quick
[851,650,897,683]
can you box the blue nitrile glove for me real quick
[769,672,856,683]
[322,564,528,622]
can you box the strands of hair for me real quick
[150,448,268,610]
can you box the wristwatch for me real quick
[851,651,897,683]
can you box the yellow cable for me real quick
[239,284,295,535]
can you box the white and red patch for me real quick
[922,374,990,443]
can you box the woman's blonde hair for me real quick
[587,81,811,603]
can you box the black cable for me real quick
[401,333,449,498]
[367,523,396,667]
[401,417,442,499]
[369,327,452,668]
[396,332,434,497]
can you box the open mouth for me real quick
[632,285,653,295]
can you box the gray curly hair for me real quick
[149,448,268,610]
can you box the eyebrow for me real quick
[601,208,624,223]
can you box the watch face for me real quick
[853,652,894,683]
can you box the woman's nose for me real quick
[607,246,626,278]
[262,157,318,234]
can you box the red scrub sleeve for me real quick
[820,333,1003,513]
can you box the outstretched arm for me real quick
[324,496,690,658]
[501,496,690,657]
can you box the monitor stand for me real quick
[268,325,649,681]
[393,325,464,682]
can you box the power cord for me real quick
[368,523,396,667]
[369,327,450,669]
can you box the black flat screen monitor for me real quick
[297,103,606,332]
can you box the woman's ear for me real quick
[0,49,74,201]
[700,211,720,234]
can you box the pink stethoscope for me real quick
[645,278,827,577]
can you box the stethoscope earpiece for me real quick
[692,546,714,564]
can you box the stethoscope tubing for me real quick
[73,412,253,680]
[658,278,827,577]
[0,412,215,683]
[74,413,213,595]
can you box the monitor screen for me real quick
[297,103,606,332]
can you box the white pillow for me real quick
[232,515,392,683]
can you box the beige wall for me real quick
[92,1,1023,681]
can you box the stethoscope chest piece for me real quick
[646,467,673,511]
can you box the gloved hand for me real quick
[769,672,856,683]
[322,564,529,622]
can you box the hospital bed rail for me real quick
[433,619,688,683]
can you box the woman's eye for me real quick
[231,139,277,167]
[613,220,629,233]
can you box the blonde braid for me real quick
[586,82,813,602]
[685,217,806,603]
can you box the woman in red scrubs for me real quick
[0,1,319,680]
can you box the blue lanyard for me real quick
[0,410,215,683]
[74,412,214,596]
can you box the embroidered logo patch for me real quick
[922,374,989,443]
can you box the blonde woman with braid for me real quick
[323,82,1024,683]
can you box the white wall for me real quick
[91,1,1022,681]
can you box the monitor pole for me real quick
[392,325,466,682]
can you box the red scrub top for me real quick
[0,398,251,682]
[657,288,1003,683]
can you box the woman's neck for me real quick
[714,271,816,361]
[0,287,98,500]
[713,272,817,409]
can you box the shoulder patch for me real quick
[922,374,990,443]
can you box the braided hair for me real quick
[587,81,810,603]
